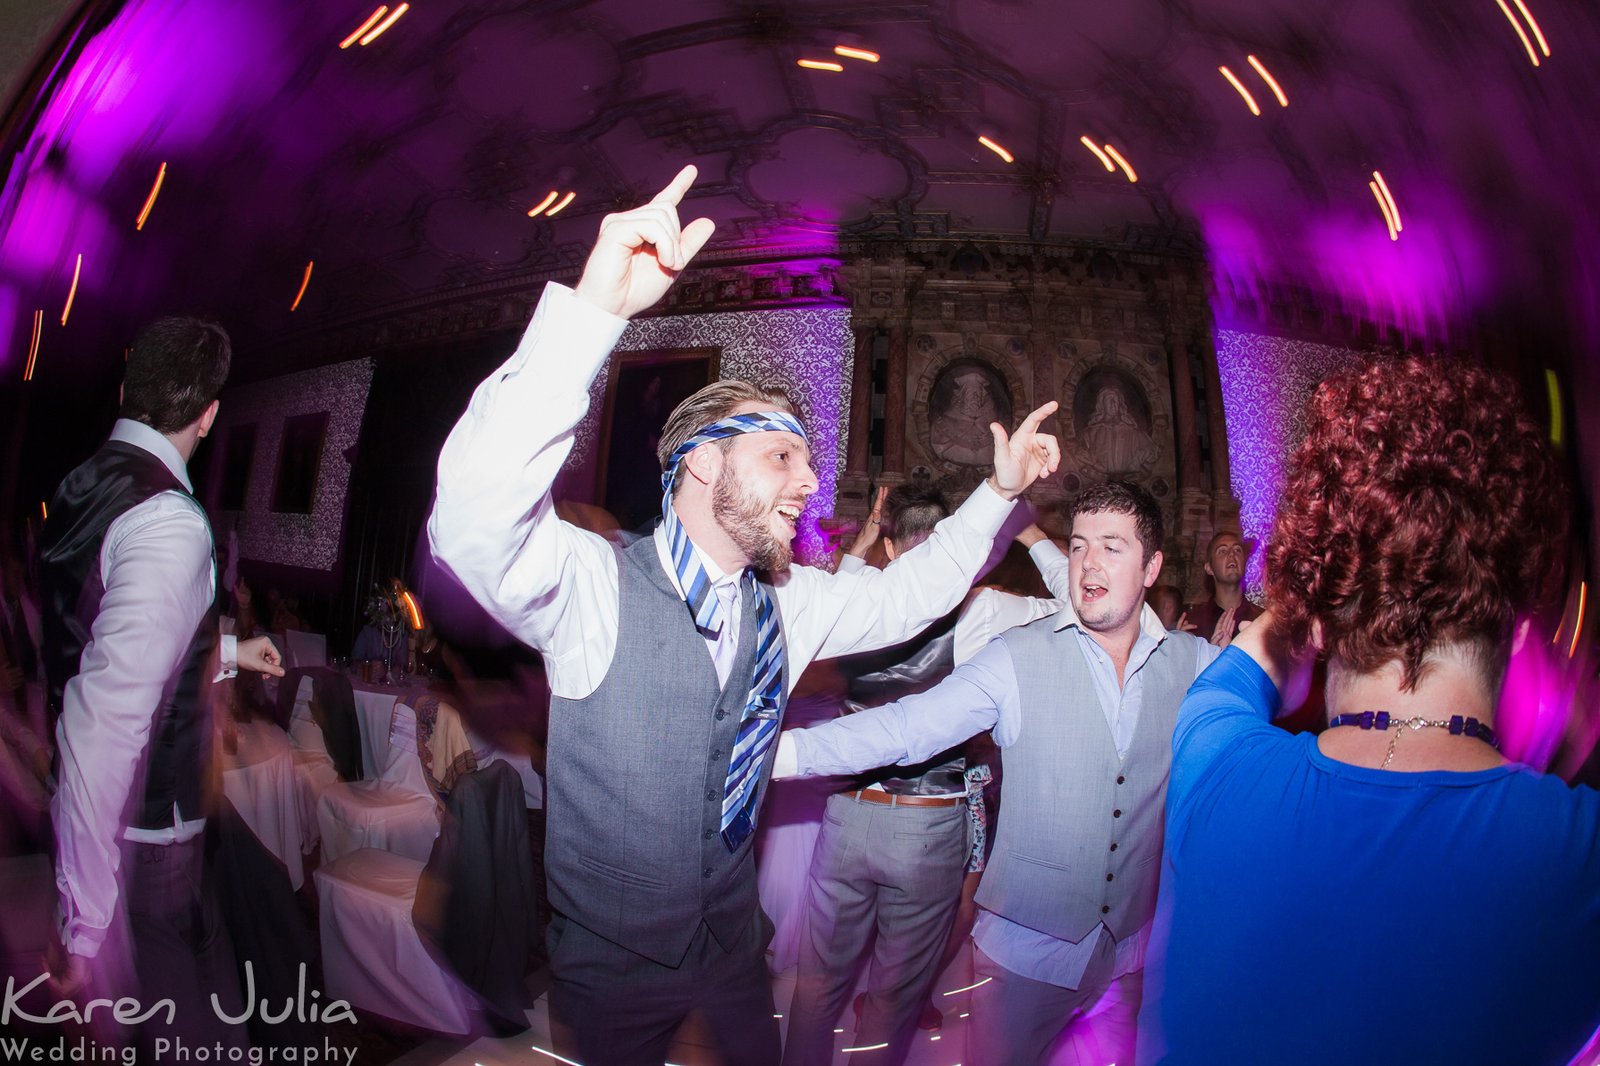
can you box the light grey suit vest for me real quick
[976,615,1198,943]
[546,533,786,967]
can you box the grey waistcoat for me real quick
[976,615,1196,943]
[546,533,786,967]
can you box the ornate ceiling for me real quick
[2,0,1598,385]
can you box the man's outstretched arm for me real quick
[774,637,1023,778]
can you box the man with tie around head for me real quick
[428,164,1061,1065]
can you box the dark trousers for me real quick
[75,837,249,1053]
[547,909,780,1066]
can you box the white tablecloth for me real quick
[222,718,306,890]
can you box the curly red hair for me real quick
[1265,356,1569,689]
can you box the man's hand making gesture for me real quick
[987,401,1063,500]
[574,165,716,320]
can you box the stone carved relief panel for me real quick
[1058,345,1177,502]
[907,337,1031,485]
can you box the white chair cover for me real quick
[220,719,306,889]
[287,675,337,854]
[314,848,478,1035]
[316,703,439,864]
[283,630,328,669]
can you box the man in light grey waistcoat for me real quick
[774,481,1221,1065]
[429,163,1063,1065]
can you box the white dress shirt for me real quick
[428,280,1016,703]
[53,419,235,958]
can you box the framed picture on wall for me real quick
[217,423,258,512]
[597,347,721,532]
[271,411,330,514]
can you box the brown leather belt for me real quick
[845,788,964,809]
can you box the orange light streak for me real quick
[1510,0,1551,57]
[833,46,880,62]
[1079,136,1115,172]
[359,2,408,46]
[1103,143,1138,183]
[545,191,577,217]
[526,191,559,217]
[339,6,387,49]
[399,589,424,630]
[978,136,1014,163]
[1219,67,1261,116]
[797,59,844,72]
[61,253,83,326]
[1247,55,1289,106]
[1370,181,1398,240]
[24,309,43,382]
[290,261,314,311]
[1493,0,1541,66]
[1570,582,1587,659]
[40,501,48,521]
[1373,170,1402,232]
[135,162,167,231]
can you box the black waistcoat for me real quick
[38,440,218,831]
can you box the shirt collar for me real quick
[1050,596,1171,646]
[109,418,192,492]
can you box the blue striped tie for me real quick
[660,410,805,850]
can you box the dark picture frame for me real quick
[217,423,258,512]
[597,347,721,531]
[270,411,330,514]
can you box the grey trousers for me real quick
[781,792,969,1066]
[967,942,1143,1066]
[547,908,780,1066]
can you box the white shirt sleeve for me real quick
[775,482,1014,677]
[427,283,631,701]
[954,587,1065,666]
[1027,538,1071,599]
[52,492,216,958]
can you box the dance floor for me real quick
[391,953,983,1066]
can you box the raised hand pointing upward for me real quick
[574,164,717,320]
[987,400,1063,500]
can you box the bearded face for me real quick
[712,457,796,571]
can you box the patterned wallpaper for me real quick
[211,357,375,570]
[568,306,855,565]
[1214,328,1362,595]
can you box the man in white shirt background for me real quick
[428,163,1061,1065]
[39,317,283,1050]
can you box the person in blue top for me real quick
[1137,355,1600,1064]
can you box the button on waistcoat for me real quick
[976,615,1196,942]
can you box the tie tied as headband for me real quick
[660,410,806,634]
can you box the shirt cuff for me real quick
[540,281,631,344]
[59,910,107,959]
[1027,539,1066,565]
[214,633,237,682]
[959,479,1016,535]
[772,733,799,779]
[836,553,869,574]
